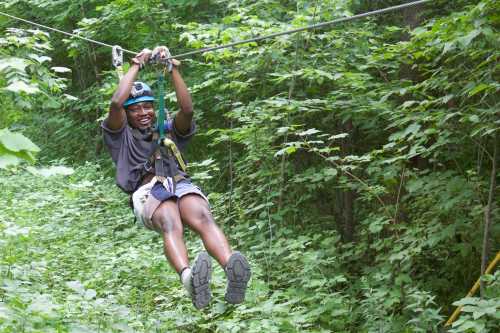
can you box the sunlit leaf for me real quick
[27,165,75,177]
[0,129,40,153]
[51,66,72,73]
[3,80,40,94]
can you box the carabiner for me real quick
[112,45,123,68]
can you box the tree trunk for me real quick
[343,189,355,242]
[402,2,423,31]
[400,2,424,81]
[480,136,498,296]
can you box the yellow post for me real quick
[445,251,500,327]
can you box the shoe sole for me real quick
[225,252,251,304]
[191,251,212,309]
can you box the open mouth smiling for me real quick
[139,117,152,126]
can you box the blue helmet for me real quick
[123,81,155,107]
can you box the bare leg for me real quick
[151,199,189,273]
[179,194,232,267]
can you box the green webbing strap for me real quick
[154,67,188,184]
[157,72,165,142]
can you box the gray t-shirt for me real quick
[101,117,195,193]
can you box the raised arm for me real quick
[107,49,151,130]
[170,62,194,135]
[150,46,193,135]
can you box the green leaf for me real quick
[468,115,480,123]
[401,101,418,109]
[66,280,85,294]
[323,167,338,178]
[51,66,72,73]
[0,129,40,153]
[28,54,52,63]
[0,154,21,168]
[468,83,490,97]
[3,80,40,94]
[298,128,320,136]
[26,166,75,177]
[453,297,478,307]
[329,133,349,140]
[84,289,97,300]
[27,294,58,316]
[442,42,455,54]
[276,126,290,134]
[0,57,28,72]
[404,123,421,137]
[458,29,481,47]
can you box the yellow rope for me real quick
[445,251,500,327]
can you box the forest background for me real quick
[0,0,498,332]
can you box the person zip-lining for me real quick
[101,46,251,309]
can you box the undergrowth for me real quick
[0,163,350,332]
[1,163,498,332]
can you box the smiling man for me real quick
[101,47,251,309]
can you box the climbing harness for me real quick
[1,0,430,59]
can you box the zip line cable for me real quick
[0,0,430,60]
[170,0,430,59]
[0,11,138,55]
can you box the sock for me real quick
[180,267,192,295]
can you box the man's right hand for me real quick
[132,48,152,68]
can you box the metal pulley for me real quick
[112,45,124,79]
[149,46,173,72]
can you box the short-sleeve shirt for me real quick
[101,117,195,193]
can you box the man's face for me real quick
[126,102,155,129]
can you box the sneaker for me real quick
[225,252,251,304]
[190,251,212,309]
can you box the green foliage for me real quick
[0,27,73,166]
[0,28,70,112]
[0,165,353,332]
[0,128,40,168]
[449,272,500,333]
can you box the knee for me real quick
[155,216,183,234]
[199,208,215,225]
[191,208,216,230]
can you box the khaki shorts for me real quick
[132,176,209,230]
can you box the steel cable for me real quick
[0,0,430,59]
[0,11,138,55]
